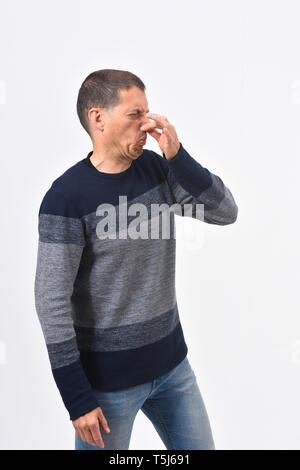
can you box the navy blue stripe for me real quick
[42,149,168,218]
[158,142,213,197]
[74,305,179,351]
[52,358,99,421]
[79,321,188,391]
[39,188,80,218]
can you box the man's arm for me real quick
[161,142,238,225]
[34,187,111,448]
[141,113,238,225]
[34,187,99,420]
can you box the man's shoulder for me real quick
[51,159,84,194]
[39,159,86,216]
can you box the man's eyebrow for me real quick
[128,108,150,113]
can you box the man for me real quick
[34,69,238,450]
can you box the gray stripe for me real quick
[34,240,84,343]
[38,213,85,245]
[71,235,177,328]
[204,183,238,224]
[74,304,179,352]
[47,336,80,369]
[168,170,238,224]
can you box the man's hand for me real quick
[72,406,110,448]
[140,113,181,160]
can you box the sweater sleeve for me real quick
[161,142,238,225]
[34,187,100,421]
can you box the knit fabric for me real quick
[34,142,238,421]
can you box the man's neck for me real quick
[89,150,132,174]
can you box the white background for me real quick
[1,0,299,450]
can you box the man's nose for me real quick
[140,116,151,129]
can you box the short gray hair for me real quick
[76,69,146,136]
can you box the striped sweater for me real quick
[34,142,238,421]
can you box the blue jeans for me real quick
[75,355,215,450]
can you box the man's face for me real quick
[90,87,150,160]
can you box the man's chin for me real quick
[132,144,144,156]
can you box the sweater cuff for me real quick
[163,142,212,198]
[52,358,100,421]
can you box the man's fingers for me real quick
[73,407,110,447]
[145,113,169,126]
[76,428,85,443]
[90,423,105,448]
[148,129,162,141]
[140,122,162,142]
[141,121,160,131]
[82,427,104,447]
[75,423,104,447]
[81,427,91,445]
[83,428,95,447]
[98,407,111,432]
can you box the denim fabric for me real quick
[75,355,215,450]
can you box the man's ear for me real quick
[89,108,105,133]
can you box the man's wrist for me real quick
[163,142,182,160]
